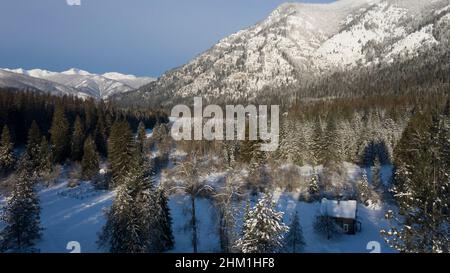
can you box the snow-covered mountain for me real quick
[0,69,92,99]
[126,0,450,106]
[0,68,155,99]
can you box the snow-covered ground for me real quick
[0,178,396,253]
[36,182,114,253]
[0,141,397,253]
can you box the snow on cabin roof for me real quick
[321,198,357,219]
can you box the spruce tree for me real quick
[382,109,450,253]
[308,172,320,196]
[357,170,372,206]
[372,157,383,190]
[283,212,305,253]
[26,121,41,159]
[94,112,108,157]
[50,104,70,163]
[235,194,288,253]
[154,187,174,251]
[98,150,162,253]
[136,121,147,154]
[0,155,41,252]
[38,136,52,175]
[311,120,324,165]
[108,121,135,187]
[0,125,15,174]
[71,115,85,162]
[81,136,100,180]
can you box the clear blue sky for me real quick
[0,0,333,77]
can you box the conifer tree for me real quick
[98,149,162,253]
[235,194,288,253]
[38,136,52,175]
[283,212,305,253]
[108,121,136,187]
[26,121,41,159]
[81,136,100,180]
[94,112,108,157]
[357,170,372,206]
[372,157,383,190]
[136,121,147,154]
[154,187,174,251]
[322,117,342,165]
[50,104,70,163]
[0,125,15,174]
[308,172,320,196]
[382,109,450,253]
[311,120,323,165]
[71,115,85,162]
[0,155,41,252]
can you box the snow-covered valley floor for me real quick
[1,180,396,253]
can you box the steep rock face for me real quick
[127,0,449,106]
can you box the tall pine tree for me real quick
[154,187,174,251]
[0,125,15,174]
[71,115,85,162]
[98,149,162,253]
[0,155,41,252]
[81,135,100,180]
[50,104,70,163]
[235,194,288,253]
[136,121,147,155]
[108,121,135,187]
[283,212,305,253]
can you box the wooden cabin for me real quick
[320,198,361,235]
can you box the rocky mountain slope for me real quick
[121,0,450,107]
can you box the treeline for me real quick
[0,88,168,148]
[276,93,450,167]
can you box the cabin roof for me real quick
[320,198,357,220]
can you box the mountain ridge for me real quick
[118,0,449,107]
[0,68,156,99]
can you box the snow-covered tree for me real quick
[372,157,383,190]
[235,194,288,253]
[174,154,213,253]
[215,176,243,253]
[98,151,162,253]
[283,212,305,253]
[357,170,372,206]
[308,171,320,196]
[0,125,15,174]
[0,155,41,252]
[382,109,450,253]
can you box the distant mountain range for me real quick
[118,0,450,107]
[0,68,155,99]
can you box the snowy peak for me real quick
[102,72,156,89]
[0,68,156,99]
[61,68,93,76]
